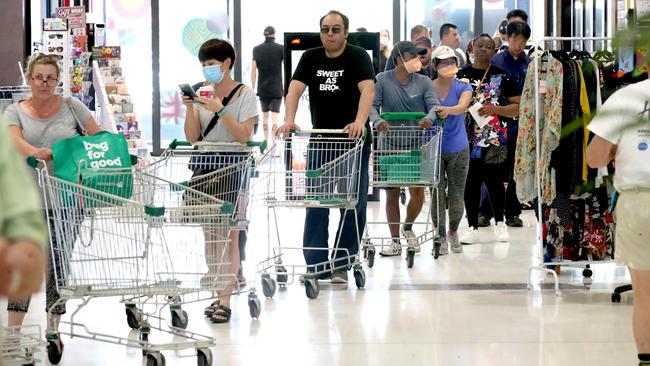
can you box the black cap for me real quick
[391,41,427,60]
[498,20,508,34]
[263,26,275,37]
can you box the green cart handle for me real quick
[246,140,267,153]
[168,139,193,150]
[26,156,39,169]
[380,112,427,121]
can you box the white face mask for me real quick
[380,36,390,46]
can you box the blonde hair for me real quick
[27,53,61,76]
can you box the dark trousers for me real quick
[465,159,507,229]
[303,140,370,271]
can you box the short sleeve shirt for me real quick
[587,79,650,190]
[252,39,284,98]
[3,96,92,149]
[197,86,259,142]
[292,44,375,129]
[457,65,518,158]
[441,78,473,154]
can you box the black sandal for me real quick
[203,300,220,317]
[209,305,232,324]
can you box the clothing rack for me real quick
[528,36,615,296]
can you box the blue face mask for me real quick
[203,64,225,84]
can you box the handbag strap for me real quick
[198,83,245,141]
[65,97,87,136]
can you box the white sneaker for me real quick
[438,238,449,255]
[401,228,420,253]
[448,230,463,253]
[459,228,481,244]
[495,222,510,242]
[379,240,402,256]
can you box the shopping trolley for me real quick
[255,129,367,300]
[363,112,443,268]
[1,325,44,366]
[146,139,266,321]
[32,158,226,366]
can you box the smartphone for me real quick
[178,84,198,100]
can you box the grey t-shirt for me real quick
[3,97,91,149]
[196,86,258,142]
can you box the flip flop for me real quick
[203,299,220,317]
[209,305,232,324]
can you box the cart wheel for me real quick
[197,348,213,366]
[248,293,262,319]
[432,240,441,260]
[400,188,407,205]
[406,248,415,268]
[125,305,142,329]
[305,279,320,299]
[582,268,593,278]
[367,248,375,268]
[140,329,150,356]
[611,293,621,303]
[46,334,63,365]
[276,266,288,286]
[262,276,277,298]
[144,352,166,366]
[353,265,366,289]
[171,308,189,329]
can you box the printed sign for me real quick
[56,6,86,31]
[43,18,68,31]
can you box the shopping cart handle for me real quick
[247,140,267,153]
[25,156,39,169]
[168,139,193,150]
[380,112,427,121]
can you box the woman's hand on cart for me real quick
[343,121,366,139]
[435,106,450,119]
[276,122,300,138]
[33,148,52,161]
[418,118,433,129]
[376,120,390,132]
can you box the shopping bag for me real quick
[52,131,134,205]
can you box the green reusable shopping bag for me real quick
[52,131,133,206]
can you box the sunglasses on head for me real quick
[320,26,343,34]
[48,34,63,39]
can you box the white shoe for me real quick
[438,238,449,255]
[495,222,510,242]
[448,230,463,253]
[459,228,481,244]
[401,228,420,253]
[379,240,402,256]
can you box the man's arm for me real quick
[370,77,383,127]
[276,80,307,136]
[344,79,375,138]
[251,60,257,91]
[478,96,520,119]
[587,135,617,168]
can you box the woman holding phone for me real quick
[181,38,258,323]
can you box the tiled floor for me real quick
[1,199,637,365]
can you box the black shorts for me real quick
[259,97,282,113]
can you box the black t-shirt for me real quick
[456,65,518,159]
[252,38,284,98]
[292,44,375,129]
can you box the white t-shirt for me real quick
[587,79,650,190]
[197,85,258,142]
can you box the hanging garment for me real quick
[575,61,592,185]
[515,54,564,204]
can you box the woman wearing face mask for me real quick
[379,29,392,72]
[430,46,473,255]
[370,41,440,257]
[181,39,258,323]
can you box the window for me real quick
[407,0,475,50]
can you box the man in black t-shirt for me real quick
[456,34,520,245]
[252,26,284,141]
[277,10,375,283]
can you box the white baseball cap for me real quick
[431,45,460,64]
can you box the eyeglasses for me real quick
[320,26,343,34]
[48,47,64,52]
[48,34,63,39]
[31,76,59,86]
